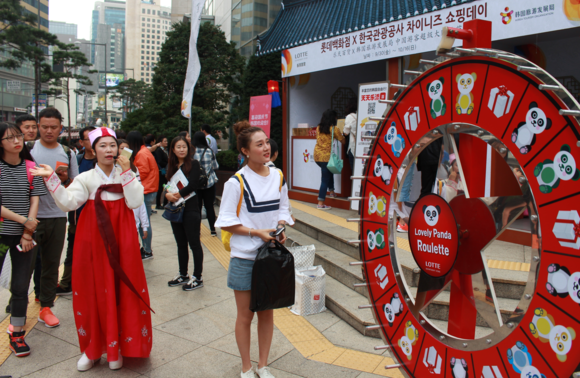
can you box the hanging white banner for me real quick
[181,0,206,119]
[280,1,580,78]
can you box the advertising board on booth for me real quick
[280,1,579,78]
[249,95,272,138]
[351,82,389,211]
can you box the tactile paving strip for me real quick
[201,223,404,377]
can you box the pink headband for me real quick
[89,127,117,146]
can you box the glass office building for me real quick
[231,0,280,58]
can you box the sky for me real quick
[48,0,172,40]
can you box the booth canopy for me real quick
[258,0,477,55]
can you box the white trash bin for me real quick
[291,266,326,316]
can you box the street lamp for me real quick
[75,41,107,126]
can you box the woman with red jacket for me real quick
[127,131,158,260]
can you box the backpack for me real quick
[221,170,284,252]
[0,160,36,222]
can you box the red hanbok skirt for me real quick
[72,198,152,361]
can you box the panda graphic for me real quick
[534,144,580,193]
[529,307,576,362]
[423,205,440,227]
[511,102,552,154]
[427,77,447,119]
[383,293,403,326]
[384,122,405,158]
[450,357,468,378]
[546,263,580,304]
[373,156,393,186]
[507,341,546,377]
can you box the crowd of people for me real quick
[0,110,289,377]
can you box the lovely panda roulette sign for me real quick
[356,49,580,377]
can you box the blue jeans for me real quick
[316,161,335,202]
[139,192,156,253]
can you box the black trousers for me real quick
[0,235,34,326]
[197,185,217,232]
[170,210,203,278]
[156,172,168,208]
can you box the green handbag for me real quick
[327,126,343,174]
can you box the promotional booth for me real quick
[258,0,580,376]
[258,0,580,209]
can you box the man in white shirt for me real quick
[29,108,79,328]
[201,124,218,156]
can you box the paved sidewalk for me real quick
[0,212,397,378]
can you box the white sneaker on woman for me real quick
[241,367,256,378]
[256,366,275,378]
[77,353,96,371]
[109,354,123,370]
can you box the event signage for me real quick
[358,54,580,378]
[351,81,389,211]
[249,95,272,137]
[408,194,459,277]
[280,1,579,77]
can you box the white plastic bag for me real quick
[287,244,316,270]
[291,266,326,316]
[0,251,11,290]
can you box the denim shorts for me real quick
[227,257,255,291]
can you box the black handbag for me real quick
[162,202,185,223]
[250,240,295,312]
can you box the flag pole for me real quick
[188,117,191,138]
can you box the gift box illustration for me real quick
[404,107,420,131]
[552,210,580,250]
[487,85,515,118]
[481,366,504,378]
[422,346,442,374]
[374,264,389,289]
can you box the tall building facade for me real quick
[126,0,172,83]
[49,20,77,37]
[91,1,126,68]
[0,0,49,123]
[201,0,280,58]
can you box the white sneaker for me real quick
[241,367,256,378]
[77,353,96,371]
[256,366,275,378]
[109,354,123,370]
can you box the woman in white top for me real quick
[343,98,358,171]
[215,120,294,378]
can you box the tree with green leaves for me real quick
[112,79,150,114]
[43,43,94,140]
[121,21,245,141]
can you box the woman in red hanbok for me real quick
[31,127,152,371]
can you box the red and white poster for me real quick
[408,194,459,278]
[249,95,272,137]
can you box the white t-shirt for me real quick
[215,166,294,260]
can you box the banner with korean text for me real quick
[249,95,272,137]
[281,1,579,78]
[351,82,389,211]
